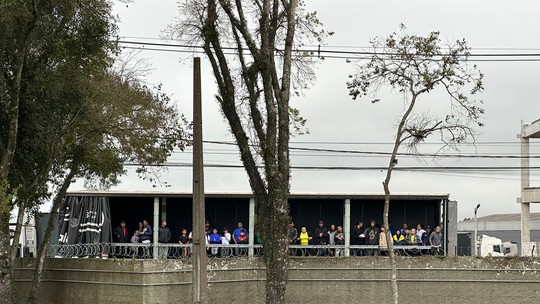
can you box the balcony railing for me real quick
[47,243,444,259]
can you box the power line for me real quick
[118,40,540,62]
[120,36,540,52]
[201,140,540,159]
[125,161,540,172]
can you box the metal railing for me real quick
[48,243,264,259]
[48,243,445,259]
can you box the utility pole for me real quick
[192,57,208,304]
[474,204,481,256]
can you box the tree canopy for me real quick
[347,25,484,149]
[0,1,188,303]
[347,25,484,304]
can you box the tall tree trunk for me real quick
[0,214,14,304]
[383,180,399,304]
[0,181,15,304]
[381,93,418,304]
[257,187,289,304]
[26,168,75,304]
[4,199,27,304]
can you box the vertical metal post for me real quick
[248,198,255,256]
[192,57,208,304]
[344,198,350,257]
[153,197,159,260]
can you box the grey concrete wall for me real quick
[14,257,540,304]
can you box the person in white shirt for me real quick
[221,227,232,257]
[416,224,426,241]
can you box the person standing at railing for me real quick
[232,221,248,256]
[328,224,337,256]
[221,227,231,257]
[351,222,365,256]
[379,226,389,256]
[140,220,152,258]
[334,225,345,257]
[158,220,171,259]
[429,226,443,255]
[422,225,432,245]
[179,228,190,258]
[416,224,427,243]
[314,220,328,256]
[114,220,130,243]
[298,226,312,256]
[289,222,298,256]
[208,228,221,256]
[405,228,422,245]
[393,229,405,245]
[237,230,248,256]
[364,220,379,256]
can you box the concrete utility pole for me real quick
[192,57,208,304]
[474,204,480,256]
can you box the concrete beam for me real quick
[521,189,540,203]
[521,119,540,138]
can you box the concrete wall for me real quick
[14,257,540,304]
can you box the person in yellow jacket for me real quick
[393,229,405,245]
[405,228,422,245]
[298,226,312,256]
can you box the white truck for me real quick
[478,235,518,257]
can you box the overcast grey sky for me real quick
[72,0,540,220]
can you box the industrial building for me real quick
[458,213,540,256]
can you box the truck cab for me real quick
[479,235,517,257]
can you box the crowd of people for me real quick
[112,218,444,258]
[288,220,444,256]
[113,220,252,258]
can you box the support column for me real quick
[521,135,531,254]
[344,198,351,257]
[161,197,167,221]
[248,198,255,256]
[446,200,457,257]
[521,202,531,254]
[153,197,159,260]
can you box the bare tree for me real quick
[168,1,327,303]
[347,25,484,304]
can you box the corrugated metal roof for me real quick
[462,213,540,223]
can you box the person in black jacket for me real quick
[351,222,365,256]
[364,220,379,256]
[113,220,130,243]
[158,220,171,259]
[334,225,345,256]
[314,220,328,256]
